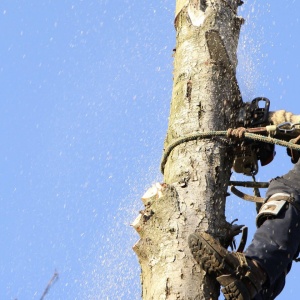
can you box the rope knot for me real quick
[227,127,247,139]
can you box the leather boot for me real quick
[188,232,267,300]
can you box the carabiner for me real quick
[277,122,295,133]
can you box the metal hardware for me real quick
[238,97,270,127]
[277,122,295,133]
[277,122,300,134]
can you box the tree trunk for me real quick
[133,1,244,299]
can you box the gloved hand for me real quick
[287,135,300,164]
[287,148,300,164]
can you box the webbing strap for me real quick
[265,194,300,213]
[236,227,248,253]
[230,186,264,203]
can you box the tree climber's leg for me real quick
[189,196,300,299]
[245,197,300,298]
[252,272,286,300]
[189,232,267,300]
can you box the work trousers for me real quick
[245,201,300,299]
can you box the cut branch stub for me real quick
[132,183,180,261]
[141,182,165,206]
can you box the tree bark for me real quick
[133,1,244,299]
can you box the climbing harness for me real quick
[230,173,265,214]
[230,186,264,204]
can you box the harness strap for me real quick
[231,186,300,213]
[267,193,300,213]
[230,186,264,203]
[236,226,248,253]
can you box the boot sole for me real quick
[221,279,251,300]
[188,232,236,276]
[188,233,253,300]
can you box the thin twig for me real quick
[40,271,59,300]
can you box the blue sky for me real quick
[0,1,300,299]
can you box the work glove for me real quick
[287,135,300,164]
[287,148,300,164]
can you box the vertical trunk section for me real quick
[133,1,244,299]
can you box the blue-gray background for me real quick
[0,1,299,299]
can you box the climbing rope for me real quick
[161,128,300,173]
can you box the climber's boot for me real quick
[188,232,267,300]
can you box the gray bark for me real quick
[133,1,244,299]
